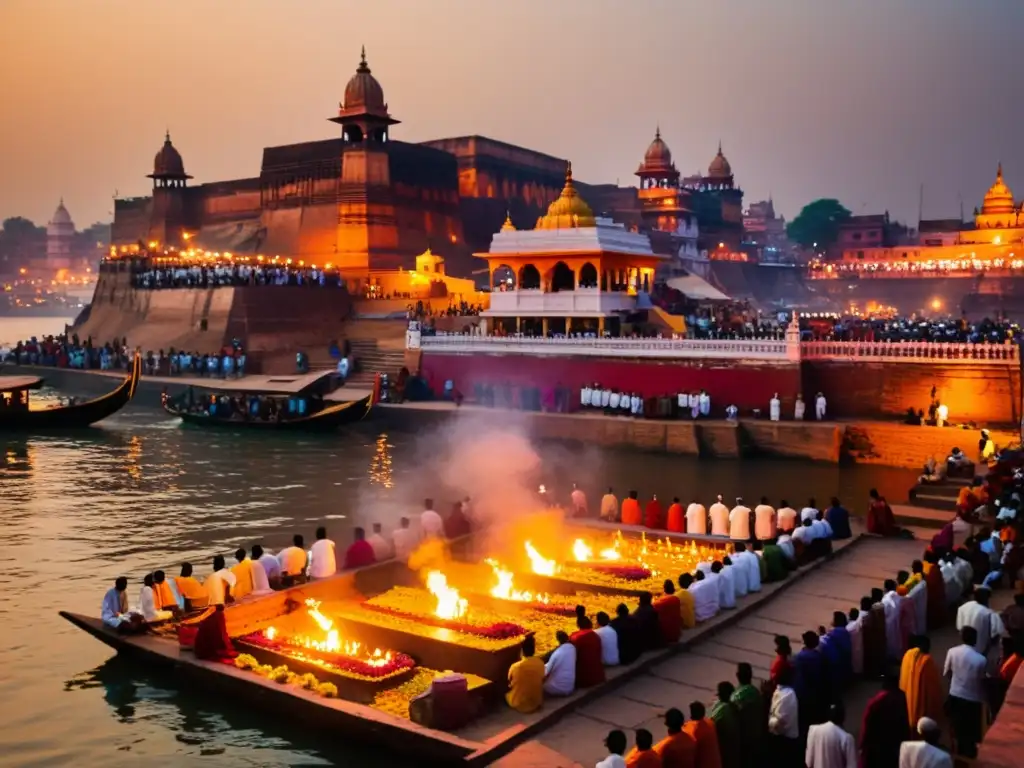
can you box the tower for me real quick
[46,198,75,270]
[328,47,402,274]
[146,131,192,247]
[635,127,691,234]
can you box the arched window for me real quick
[519,264,541,290]
[549,261,575,292]
[344,125,364,143]
[579,262,598,288]
[492,264,516,289]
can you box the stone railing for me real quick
[800,339,1019,364]
[417,333,797,361]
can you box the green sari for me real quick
[730,683,764,768]
[708,699,741,768]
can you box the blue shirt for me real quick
[826,505,852,539]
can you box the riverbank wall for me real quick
[4,364,1014,470]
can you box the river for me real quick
[0,348,920,766]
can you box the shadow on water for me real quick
[64,656,402,767]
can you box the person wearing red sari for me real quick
[866,489,898,536]
[342,526,377,570]
[569,615,605,688]
[770,635,794,686]
[645,495,664,529]
[666,497,685,533]
[858,671,909,768]
[193,604,237,662]
[654,580,682,644]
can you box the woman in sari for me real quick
[866,489,898,536]
[193,604,237,662]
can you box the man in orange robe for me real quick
[654,707,697,768]
[898,634,944,731]
[175,562,209,610]
[666,497,685,533]
[230,548,254,600]
[683,701,722,768]
[922,551,946,629]
[625,728,662,767]
[621,491,642,526]
[645,495,664,529]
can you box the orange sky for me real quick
[1,0,1021,228]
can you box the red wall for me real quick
[418,353,801,414]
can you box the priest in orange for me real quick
[175,562,209,610]
[625,728,662,768]
[683,701,722,768]
[654,708,697,768]
[230,548,255,600]
[621,491,642,526]
[666,497,685,533]
[922,550,946,629]
[898,634,944,731]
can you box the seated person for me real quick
[653,580,682,644]
[175,562,209,611]
[543,631,577,696]
[101,576,143,633]
[506,635,545,713]
[193,604,237,662]
[139,573,174,624]
[252,544,281,590]
[153,570,182,614]
[230,548,255,600]
[570,614,605,688]
[632,592,663,650]
[277,534,308,586]
[918,456,944,484]
[946,447,974,479]
[343,527,376,570]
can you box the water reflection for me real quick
[369,433,394,489]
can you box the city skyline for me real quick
[1,0,1022,227]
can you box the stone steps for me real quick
[890,503,952,529]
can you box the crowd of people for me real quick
[806,315,1020,345]
[129,261,346,289]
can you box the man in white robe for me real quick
[882,580,906,660]
[754,497,777,541]
[794,394,806,420]
[600,386,611,410]
[367,522,392,562]
[392,517,417,562]
[581,384,591,409]
[709,495,730,536]
[729,497,752,541]
[713,561,736,609]
[690,572,720,622]
[815,392,827,420]
[101,577,134,629]
[898,717,953,768]
[600,488,619,521]
[776,534,796,564]
[956,587,1005,662]
[419,498,444,539]
[805,704,857,768]
[736,543,762,593]
[677,392,687,418]
[769,393,781,421]
[139,574,173,623]
[699,389,711,417]
[250,558,272,595]
[309,526,337,579]
[847,606,864,676]
[619,392,629,415]
[685,501,707,535]
[909,580,928,637]
[609,389,621,412]
[801,500,820,524]
[725,404,738,420]
[689,392,699,419]
[726,553,749,597]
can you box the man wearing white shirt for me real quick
[699,389,710,417]
[899,717,953,768]
[420,498,444,539]
[685,501,707,535]
[709,495,730,536]
[594,612,619,666]
[689,571,720,622]
[543,631,576,696]
[754,497,777,541]
[308,526,337,579]
[677,392,687,418]
[595,729,627,768]
[815,391,827,420]
[600,488,619,522]
[600,387,611,410]
[801,498,820,524]
[792,518,815,549]
[367,522,392,562]
[729,497,752,541]
[776,534,796,564]
[713,560,736,609]
[944,626,987,759]
[735,543,761,593]
[391,517,417,562]
[609,389,620,411]
[253,544,282,589]
[618,392,629,414]
[580,384,591,409]
[806,704,857,768]
[277,534,308,583]
[769,667,800,765]
[570,483,588,517]
[777,500,798,533]
[204,554,237,606]
[955,587,1004,659]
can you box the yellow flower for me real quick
[234,654,258,671]
[299,672,320,690]
[317,682,339,698]
[268,665,291,683]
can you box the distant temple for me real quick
[46,199,76,271]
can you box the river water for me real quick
[0,346,919,766]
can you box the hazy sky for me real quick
[1,0,1022,228]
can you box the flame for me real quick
[599,542,621,560]
[485,559,551,604]
[572,539,593,562]
[426,570,468,619]
[525,541,558,576]
[259,599,395,667]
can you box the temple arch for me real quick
[549,261,575,292]
[519,264,541,289]
[491,264,516,289]
[579,262,598,288]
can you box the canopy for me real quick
[665,273,730,302]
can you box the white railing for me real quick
[800,340,1019,364]
[487,289,636,315]
[418,334,795,361]
[415,333,1020,365]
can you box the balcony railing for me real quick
[415,333,1019,365]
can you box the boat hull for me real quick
[163,393,374,432]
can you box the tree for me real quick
[785,199,851,250]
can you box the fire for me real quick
[525,541,558,576]
[572,539,593,561]
[485,559,551,604]
[260,599,395,667]
[426,570,468,620]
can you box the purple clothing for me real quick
[793,647,829,727]
[820,627,852,689]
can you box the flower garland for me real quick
[239,632,415,681]
[586,564,653,582]
[360,603,528,640]
[233,654,338,697]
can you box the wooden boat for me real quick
[161,373,378,432]
[0,352,142,430]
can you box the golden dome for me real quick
[535,162,597,230]
[981,162,1015,215]
[641,127,673,170]
[708,141,732,179]
[500,211,516,232]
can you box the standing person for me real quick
[815,391,827,420]
[625,728,661,768]
[731,663,763,768]
[391,517,416,562]
[754,497,777,541]
[956,587,1004,662]
[709,495,730,537]
[645,494,664,529]
[771,635,795,686]
[666,497,685,533]
[806,704,857,768]
[367,523,392,562]
[653,708,697,768]
[777,500,798,533]
[922,551,946,630]
[858,671,910,768]
[898,718,953,768]
[899,635,944,731]
[943,626,987,759]
[444,501,472,539]
[683,702,721,768]
[768,666,801,768]
[621,491,642,526]
[769,393,781,422]
[825,497,852,540]
[570,483,588,518]
[729,497,752,542]
[600,487,619,522]
[309,526,338,578]
[419,498,444,539]
[793,631,829,731]
[341,527,375,570]
[597,729,628,768]
[847,607,864,678]
[685,499,707,535]
[867,489,899,537]
[794,393,806,421]
[709,682,741,768]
